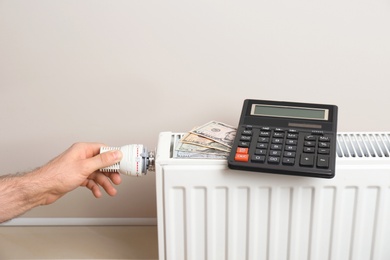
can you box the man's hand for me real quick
[34,143,123,205]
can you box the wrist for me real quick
[22,169,51,207]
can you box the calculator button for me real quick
[259,131,271,137]
[240,135,251,141]
[236,147,248,154]
[239,141,250,147]
[319,136,331,142]
[319,142,330,148]
[304,141,316,147]
[284,151,296,158]
[271,144,282,150]
[285,145,297,151]
[282,157,295,165]
[256,143,268,149]
[287,133,298,139]
[235,153,249,162]
[305,135,316,141]
[272,138,283,144]
[255,149,267,155]
[252,155,266,163]
[242,130,253,135]
[318,148,330,154]
[303,147,315,153]
[288,129,298,133]
[258,137,270,143]
[273,132,284,138]
[317,156,329,168]
[274,128,284,132]
[261,127,271,131]
[300,154,315,167]
[268,156,280,164]
[286,139,297,145]
[269,150,281,156]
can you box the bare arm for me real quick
[0,143,122,223]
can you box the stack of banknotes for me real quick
[174,121,237,159]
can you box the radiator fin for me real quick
[336,133,390,158]
[170,133,183,158]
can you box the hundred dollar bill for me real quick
[180,132,231,152]
[190,121,236,148]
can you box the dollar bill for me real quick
[175,151,229,159]
[180,132,231,152]
[174,138,229,159]
[175,142,229,155]
[190,121,237,148]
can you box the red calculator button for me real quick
[236,147,249,154]
[235,153,249,162]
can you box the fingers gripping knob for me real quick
[99,144,154,176]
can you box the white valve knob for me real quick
[99,144,154,176]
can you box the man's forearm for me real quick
[0,171,47,223]
[0,143,122,223]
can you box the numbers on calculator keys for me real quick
[233,126,332,170]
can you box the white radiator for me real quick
[155,132,390,260]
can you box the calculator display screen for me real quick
[251,104,329,120]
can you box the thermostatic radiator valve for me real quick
[99,144,155,176]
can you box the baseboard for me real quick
[1,217,157,226]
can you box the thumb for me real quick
[84,150,123,173]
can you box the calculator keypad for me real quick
[234,126,332,170]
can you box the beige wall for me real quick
[1,0,389,218]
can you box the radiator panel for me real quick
[156,132,390,260]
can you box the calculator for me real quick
[227,99,338,178]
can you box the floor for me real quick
[0,226,158,260]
